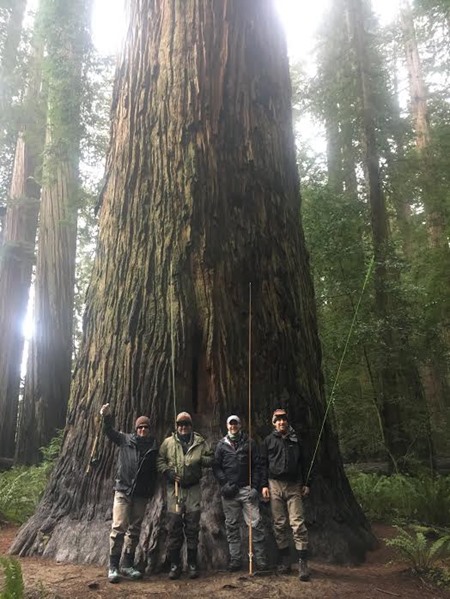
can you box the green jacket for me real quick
[157,432,213,513]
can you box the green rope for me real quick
[306,255,375,483]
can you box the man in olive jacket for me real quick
[261,408,311,581]
[157,411,213,580]
[100,403,158,584]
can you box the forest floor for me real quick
[1,524,449,598]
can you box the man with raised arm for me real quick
[100,403,158,583]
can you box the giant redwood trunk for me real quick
[12,0,374,565]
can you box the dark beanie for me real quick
[135,416,151,429]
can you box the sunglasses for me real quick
[274,415,288,422]
[177,421,192,427]
[228,420,240,425]
[137,425,149,430]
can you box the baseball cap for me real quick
[226,415,241,425]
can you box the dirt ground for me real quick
[1,524,449,598]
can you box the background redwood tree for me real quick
[0,8,46,461]
[15,0,91,464]
[12,0,374,566]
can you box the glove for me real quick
[165,470,178,483]
[221,482,239,499]
[249,487,259,501]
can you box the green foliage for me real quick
[385,525,450,573]
[348,472,450,526]
[0,432,62,524]
[0,556,24,599]
[296,0,450,464]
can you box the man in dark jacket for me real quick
[213,415,267,572]
[261,408,311,581]
[100,403,158,584]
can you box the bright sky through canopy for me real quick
[92,0,401,58]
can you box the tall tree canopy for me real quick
[298,0,449,462]
[12,0,373,567]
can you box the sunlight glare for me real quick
[92,0,400,59]
[92,0,126,55]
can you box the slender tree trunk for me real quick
[15,0,90,464]
[12,0,374,566]
[325,112,343,195]
[400,1,450,426]
[0,0,28,198]
[348,0,434,468]
[0,206,5,244]
[401,2,430,151]
[0,136,41,458]
[0,29,45,460]
[401,2,449,251]
[0,0,27,117]
[341,122,358,197]
[388,49,414,260]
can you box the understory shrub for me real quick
[0,556,24,598]
[347,471,450,526]
[0,432,63,524]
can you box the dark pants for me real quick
[167,510,201,564]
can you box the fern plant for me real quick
[385,525,450,572]
[0,431,63,524]
[0,556,24,599]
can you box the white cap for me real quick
[226,415,241,425]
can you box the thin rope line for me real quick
[306,255,374,482]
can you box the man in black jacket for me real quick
[100,403,158,583]
[261,408,311,581]
[213,415,267,572]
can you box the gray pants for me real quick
[221,486,266,564]
[269,479,308,551]
[109,490,148,564]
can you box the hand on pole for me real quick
[165,469,181,483]
[100,403,110,417]
[261,486,270,502]
[301,485,310,497]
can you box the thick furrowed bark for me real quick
[11,0,374,565]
